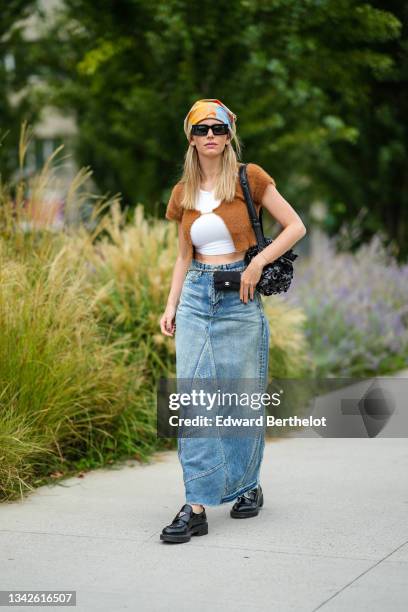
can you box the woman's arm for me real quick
[166,223,192,309]
[160,223,192,337]
[251,183,307,270]
[240,183,307,303]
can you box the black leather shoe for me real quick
[160,504,208,543]
[230,485,264,518]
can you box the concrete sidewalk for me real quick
[1,436,407,611]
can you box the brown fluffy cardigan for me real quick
[165,162,276,258]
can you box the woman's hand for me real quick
[240,258,264,303]
[160,303,177,336]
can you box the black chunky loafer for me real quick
[160,504,208,543]
[230,485,264,518]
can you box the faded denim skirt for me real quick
[175,258,270,506]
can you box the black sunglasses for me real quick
[191,123,230,136]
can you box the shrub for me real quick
[285,233,408,377]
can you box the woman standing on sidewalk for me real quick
[160,99,306,543]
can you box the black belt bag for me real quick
[213,270,242,291]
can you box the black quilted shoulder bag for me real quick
[240,163,298,295]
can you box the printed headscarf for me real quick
[184,98,237,140]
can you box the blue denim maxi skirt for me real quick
[175,258,270,506]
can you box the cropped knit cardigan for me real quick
[165,162,276,258]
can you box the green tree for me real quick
[316,0,408,258]
[0,1,40,179]
[28,1,408,256]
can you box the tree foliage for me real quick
[0,0,40,178]
[5,0,408,257]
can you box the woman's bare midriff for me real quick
[193,250,247,264]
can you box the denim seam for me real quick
[237,303,266,487]
[206,318,229,494]
[263,312,270,386]
[206,325,228,458]
[206,320,218,381]
[220,478,259,503]
[191,267,245,271]
[177,435,183,457]
[189,331,211,382]
[178,328,212,458]
[184,459,225,483]
[260,300,266,383]
[256,297,268,388]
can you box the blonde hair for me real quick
[179,126,243,211]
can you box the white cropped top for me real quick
[190,189,236,255]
